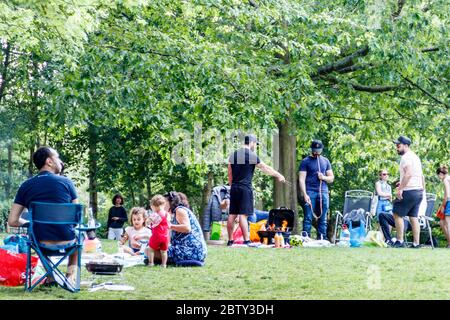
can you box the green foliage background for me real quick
[0,0,448,237]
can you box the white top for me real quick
[400,150,423,191]
[125,226,152,249]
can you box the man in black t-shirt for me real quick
[227,134,285,246]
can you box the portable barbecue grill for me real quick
[257,207,295,245]
[85,261,124,275]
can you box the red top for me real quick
[150,211,169,239]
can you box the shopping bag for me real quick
[0,248,38,287]
[210,221,221,240]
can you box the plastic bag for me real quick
[363,231,388,248]
[210,222,221,240]
[232,227,244,244]
[4,234,28,253]
[249,219,267,242]
[349,220,366,247]
[0,248,38,287]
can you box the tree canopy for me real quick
[1,0,448,231]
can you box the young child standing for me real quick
[437,166,450,248]
[120,207,152,255]
[147,195,171,267]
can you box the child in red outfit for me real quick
[147,195,171,268]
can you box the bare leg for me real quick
[409,217,420,245]
[239,215,250,241]
[227,214,237,241]
[66,251,79,283]
[148,248,155,266]
[160,250,168,268]
[445,217,450,246]
[122,246,136,255]
[394,213,404,242]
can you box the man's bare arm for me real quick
[256,162,285,182]
[8,203,27,227]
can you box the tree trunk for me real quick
[273,117,299,234]
[28,144,34,177]
[130,187,136,207]
[88,124,98,218]
[200,170,214,229]
[5,140,13,200]
[0,42,11,104]
[145,172,152,208]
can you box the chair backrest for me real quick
[29,202,83,225]
[425,193,436,217]
[343,190,373,214]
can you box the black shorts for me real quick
[229,185,254,215]
[393,189,423,218]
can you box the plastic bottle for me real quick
[275,233,282,248]
[87,207,96,228]
[95,238,102,253]
[339,224,351,247]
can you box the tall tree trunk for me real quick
[130,186,136,207]
[145,171,152,207]
[200,170,214,229]
[0,42,11,104]
[273,116,299,233]
[28,144,34,177]
[5,140,13,200]
[88,124,98,218]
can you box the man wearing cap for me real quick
[392,135,425,248]
[298,140,334,240]
[227,134,286,246]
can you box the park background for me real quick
[0,1,448,241]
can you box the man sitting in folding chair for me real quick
[8,146,80,290]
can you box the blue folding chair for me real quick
[25,202,84,292]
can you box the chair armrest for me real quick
[77,222,102,232]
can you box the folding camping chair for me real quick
[333,190,373,244]
[405,193,437,249]
[25,202,84,292]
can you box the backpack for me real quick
[343,208,366,228]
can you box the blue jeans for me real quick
[302,191,329,239]
[376,199,393,221]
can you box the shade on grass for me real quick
[0,237,449,300]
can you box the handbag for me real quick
[436,203,445,220]
[382,202,393,212]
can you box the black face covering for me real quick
[397,150,405,155]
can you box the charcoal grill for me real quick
[257,207,295,244]
[85,261,124,275]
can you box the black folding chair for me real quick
[333,190,373,244]
[25,202,84,292]
[405,193,436,249]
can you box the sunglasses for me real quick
[381,173,389,176]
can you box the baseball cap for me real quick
[310,140,324,152]
[244,134,259,145]
[393,135,411,146]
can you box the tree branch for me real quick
[421,47,439,53]
[401,76,449,109]
[322,76,401,93]
[351,83,400,92]
[392,0,406,19]
[312,45,369,78]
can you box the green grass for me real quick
[1,235,449,300]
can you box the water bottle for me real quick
[96,238,102,253]
[339,224,351,247]
[88,207,96,228]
